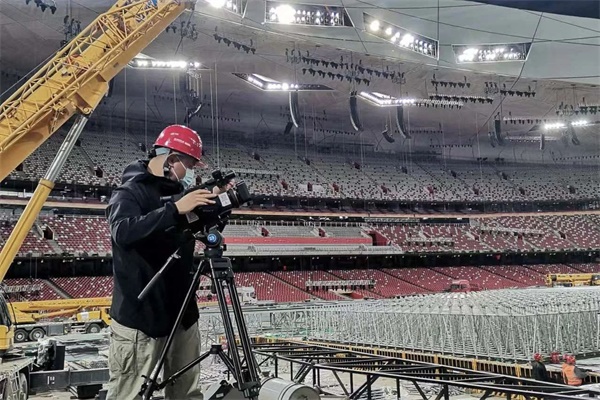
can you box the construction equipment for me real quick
[8,297,112,343]
[0,0,192,348]
[6,290,258,344]
[0,0,194,395]
[545,273,600,287]
[447,279,481,292]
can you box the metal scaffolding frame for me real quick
[253,342,600,400]
[197,304,311,348]
[305,287,600,361]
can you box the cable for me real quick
[472,12,545,140]
[155,10,194,95]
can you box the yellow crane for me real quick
[0,0,194,353]
[9,297,112,342]
[545,272,600,287]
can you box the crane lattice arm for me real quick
[0,0,192,182]
[0,0,194,290]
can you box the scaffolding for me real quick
[306,287,600,361]
[196,304,310,349]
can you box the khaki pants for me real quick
[106,319,203,400]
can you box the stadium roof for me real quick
[0,0,598,158]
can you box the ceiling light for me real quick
[453,43,531,64]
[207,0,226,7]
[571,120,589,127]
[399,33,414,47]
[204,0,244,14]
[369,20,380,32]
[358,91,461,108]
[128,58,204,70]
[544,122,565,130]
[266,1,352,27]
[233,73,333,91]
[275,4,296,24]
[363,13,438,59]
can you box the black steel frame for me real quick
[253,342,600,400]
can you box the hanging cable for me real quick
[144,71,148,152]
[172,74,177,124]
[214,62,220,169]
[209,68,215,163]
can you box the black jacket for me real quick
[531,361,548,381]
[106,160,199,338]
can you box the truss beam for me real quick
[253,342,600,400]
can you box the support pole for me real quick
[0,114,89,282]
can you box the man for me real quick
[562,354,587,386]
[531,353,548,382]
[105,125,221,400]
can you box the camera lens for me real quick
[226,188,240,208]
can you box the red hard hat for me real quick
[154,125,202,161]
[565,355,576,364]
[533,353,542,362]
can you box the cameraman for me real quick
[105,125,224,400]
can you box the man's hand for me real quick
[175,190,217,214]
[212,179,236,195]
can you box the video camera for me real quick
[184,170,251,234]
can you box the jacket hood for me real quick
[121,160,152,184]
[121,160,183,194]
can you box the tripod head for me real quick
[195,225,226,259]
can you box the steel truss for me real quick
[306,287,600,360]
[253,342,600,400]
[197,305,310,348]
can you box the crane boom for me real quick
[0,0,192,182]
[0,0,193,352]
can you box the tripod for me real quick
[138,227,261,400]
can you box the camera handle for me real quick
[138,228,196,302]
[138,248,181,302]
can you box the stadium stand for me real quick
[0,219,55,256]
[41,216,111,256]
[233,272,311,302]
[52,276,113,298]
[81,131,145,187]
[524,264,583,275]
[385,267,452,292]
[4,278,63,301]
[3,261,598,302]
[2,214,600,255]
[569,263,600,273]
[431,266,527,290]
[7,130,600,203]
[328,269,426,297]
[480,265,545,286]
[271,270,341,300]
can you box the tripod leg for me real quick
[157,349,212,391]
[211,260,245,384]
[140,260,206,400]
[225,274,261,383]
[210,258,261,399]
[217,348,237,373]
